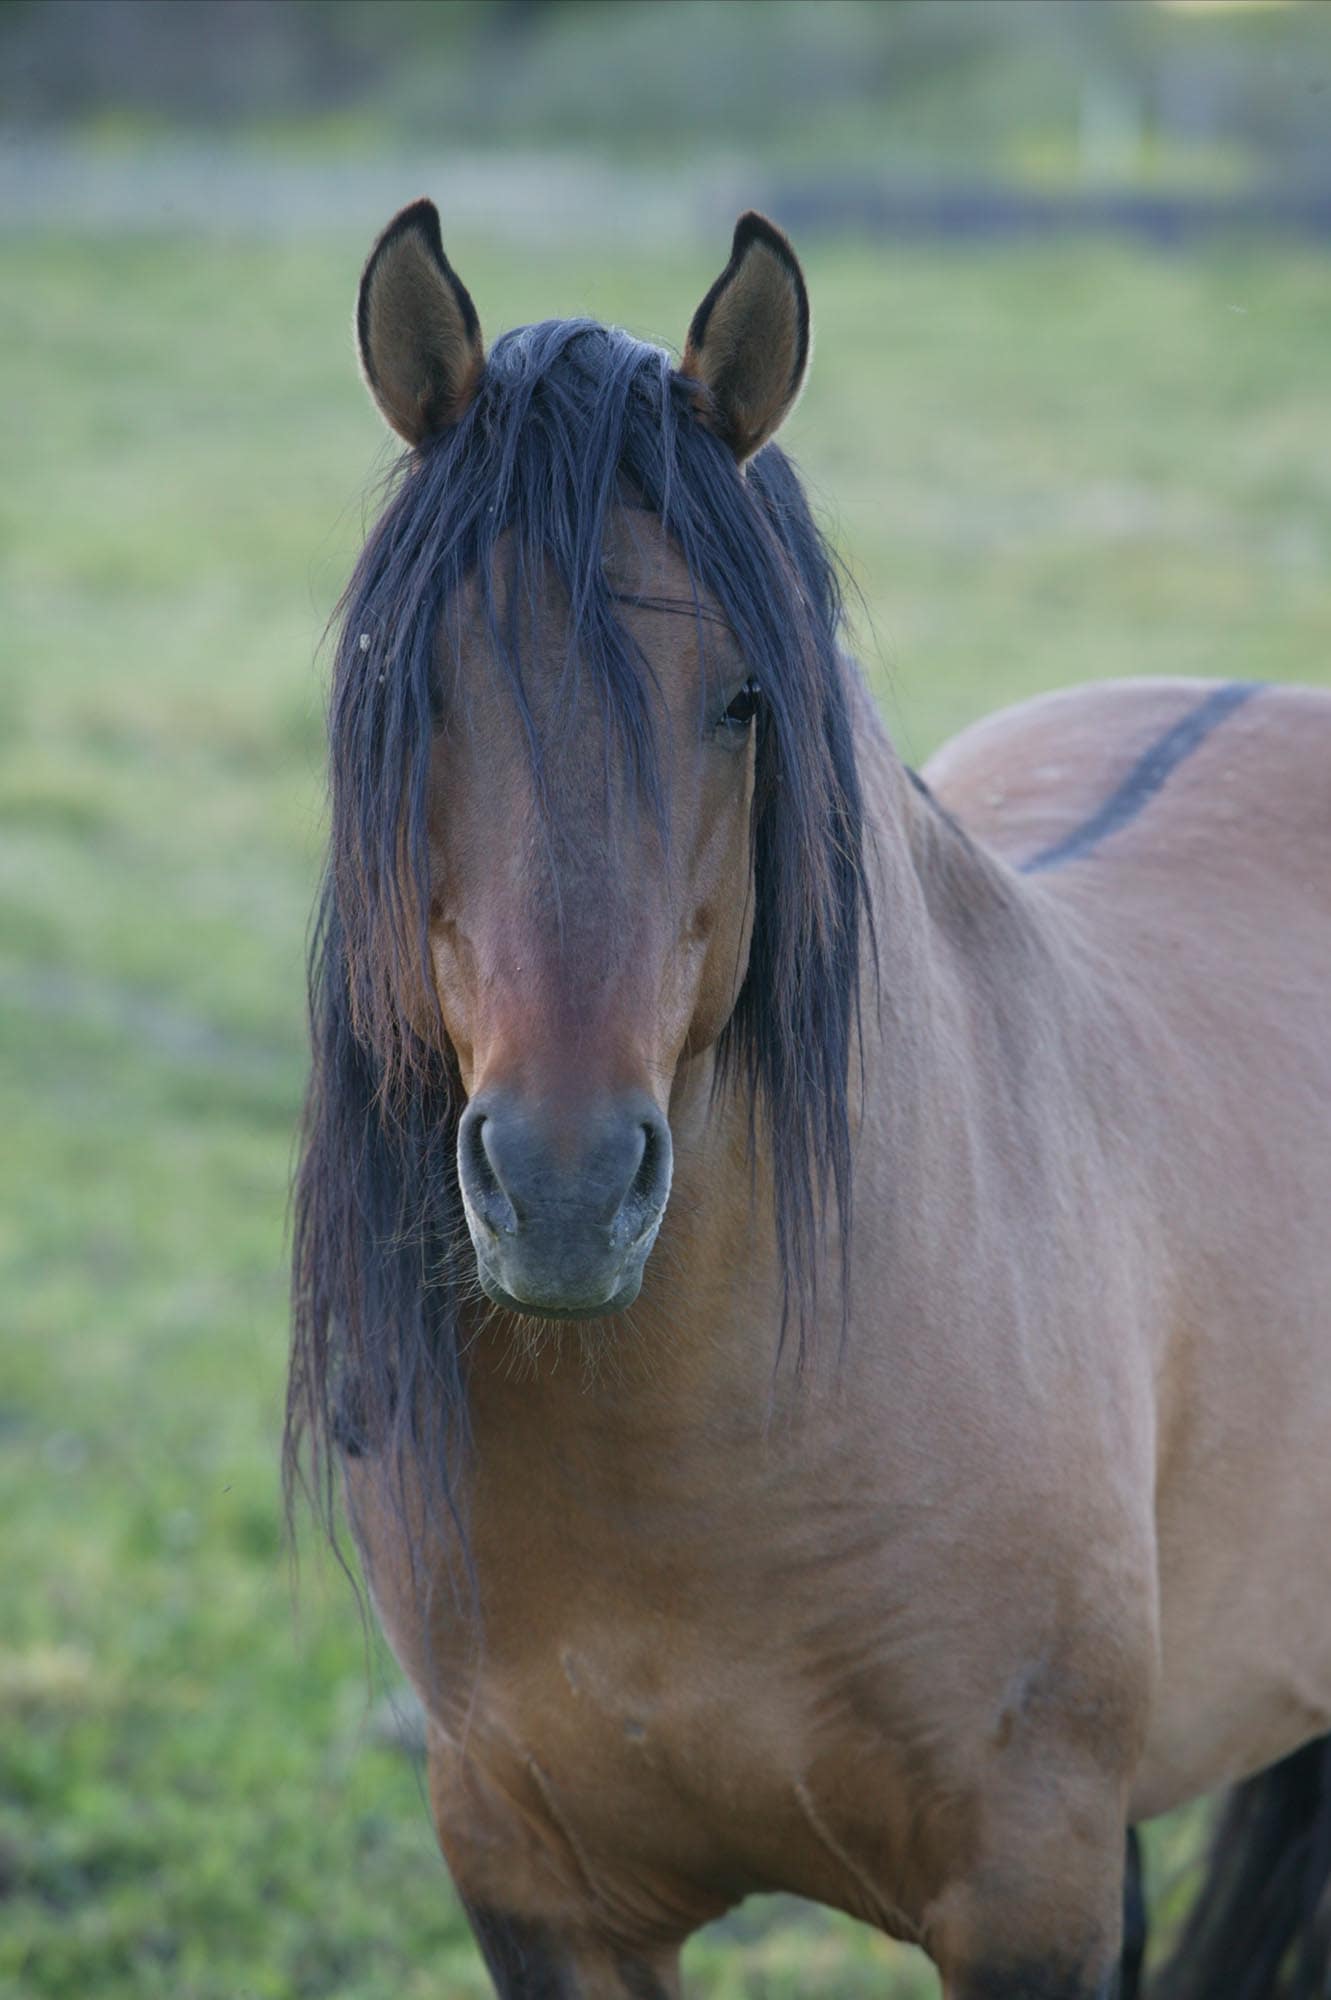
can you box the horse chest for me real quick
[428,1589,931,1934]
[365,1346,1151,1930]
[420,1456,1020,1930]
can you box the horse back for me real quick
[923,676,1331,890]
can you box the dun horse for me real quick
[288,203,1331,1997]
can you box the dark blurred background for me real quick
[3,5,1329,1998]
[5,0,1331,177]
[5,0,1331,238]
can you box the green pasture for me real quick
[2,224,1329,1998]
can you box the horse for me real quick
[287,201,1331,1998]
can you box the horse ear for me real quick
[356,199,484,447]
[681,212,810,463]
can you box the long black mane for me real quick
[287,319,869,1531]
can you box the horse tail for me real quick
[1148,1732,1331,2000]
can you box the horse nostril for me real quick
[460,1109,518,1236]
[632,1120,662,1208]
[612,1113,672,1248]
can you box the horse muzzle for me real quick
[457,1089,672,1318]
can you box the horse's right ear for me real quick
[355,199,484,448]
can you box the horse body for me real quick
[353,665,1331,1990]
[928,677,1331,1819]
[296,204,1331,1996]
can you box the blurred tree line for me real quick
[3,0,1329,187]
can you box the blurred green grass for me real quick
[2,225,1329,1998]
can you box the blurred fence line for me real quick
[0,136,713,241]
[770,173,1331,248]
[5,134,1331,250]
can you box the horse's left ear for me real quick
[356,198,484,447]
[681,212,810,463]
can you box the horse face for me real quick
[429,520,758,1318]
[353,200,810,1319]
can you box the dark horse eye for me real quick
[723,679,761,729]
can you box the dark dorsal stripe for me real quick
[1019,680,1261,876]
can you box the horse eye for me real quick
[722,679,761,728]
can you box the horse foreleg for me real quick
[947,1973,1115,1999]
[428,1736,686,2000]
[463,1903,680,2000]
[926,1764,1130,2000]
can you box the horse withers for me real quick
[289,202,1331,1997]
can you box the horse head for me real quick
[342,202,846,1323]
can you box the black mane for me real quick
[287,319,869,1530]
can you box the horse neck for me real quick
[650,680,1057,1345]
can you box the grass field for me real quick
[3,221,1330,1999]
